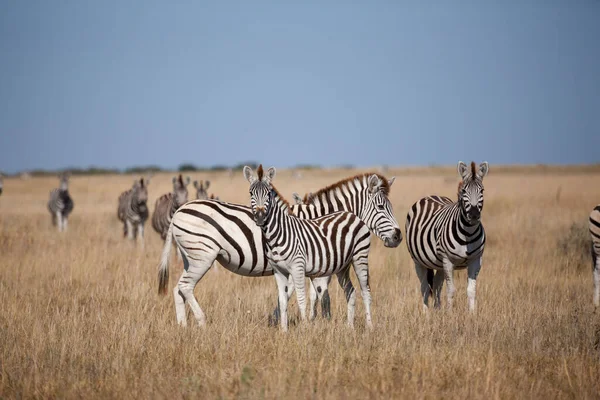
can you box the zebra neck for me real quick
[307,186,362,217]
[169,195,179,215]
[261,191,292,240]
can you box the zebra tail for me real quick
[427,269,434,296]
[158,221,174,295]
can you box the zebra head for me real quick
[457,161,489,223]
[243,164,276,227]
[194,180,210,200]
[59,172,70,191]
[292,192,303,205]
[172,174,190,207]
[364,174,402,248]
[133,177,149,206]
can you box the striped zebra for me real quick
[152,175,190,240]
[117,178,150,241]
[47,173,74,232]
[244,165,390,331]
[157,169,401,327]
[405,161,489,312]
[193,180,210,200]
[590,205,600,307]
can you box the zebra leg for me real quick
[592,252,599,307]
[308,279,318,321]
[137,223,145,247]
[432,270,445,309]
[312,276,332,320]
[63,216,68,232]
[336,267,356,328]
[56,211,63,232]
[274,270,291,332]
[352,258,373,330]
[270,273,295,327]
[466,257,482,312]
[177,258,213,327]
[126,220,134,240]
[290,264,308,322]
[442,258,456,309]
[414,262,431,310]
[173,249,190,326]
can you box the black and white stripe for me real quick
[47,173,74,232]
[405,161,489,311]
[152,175,190,240]
[117,178,150,241]
[590,205,600,307]
[244,165,382,331]
[157,170,401,327]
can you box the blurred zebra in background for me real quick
[0,173,3,196]
[117,178,149,242]
[152,175,190,240]
[590,205,600,307]
[47,172,74,232]
[405,161,489,312]
[193,180,210,200]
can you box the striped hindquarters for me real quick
[590,205,600,261]
[171,200,272,276]
[48,188,74,216]
[152,193,175,240]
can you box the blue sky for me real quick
[0,2,598,173]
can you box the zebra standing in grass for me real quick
[157,169,401,328]
[152,175,190,240]
[118,178,149,242]
[243,165,387,331]
[48,173,74,232]
[590,205,600,307]
[405,161,489,312]
[194,180,210,200]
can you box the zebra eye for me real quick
[377,204,384,210]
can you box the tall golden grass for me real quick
[1,167,599,399]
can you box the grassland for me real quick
[1,166,599,399]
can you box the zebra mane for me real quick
[270,184,292,215]
[257,164,264,180]
[303,173,390,203]
[470,161,476,177]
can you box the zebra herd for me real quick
[2,162,599,330]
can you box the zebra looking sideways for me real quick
[47,173,74,232]
[152,175,190,240]
[590,205,600,307]
[405,161,489,312]
[117,178,150,242]
[244,165,392,331]
[157,170,401,327]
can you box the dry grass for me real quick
[1,167,600,399]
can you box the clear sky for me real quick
[0,2,598,173]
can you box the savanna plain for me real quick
[1,166,600,399]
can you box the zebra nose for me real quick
[393,228,402,243]
[469,208,481,219]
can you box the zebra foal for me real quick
[245,165,379,332]
[117,177,150,242]
[590,205,600,307]
[152,175,190,240]
[405,161,488,312]
[48,172,74,232]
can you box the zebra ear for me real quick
[243,166,256,183]
[477,162,489,179]
[193,180,199,189]
[457,161,469,180]
[368,174,382,193]
[185,176,191,185]
[388,176,396,187]
[205,180,210,189]
[265,167,276,183]
[292,192,303,204]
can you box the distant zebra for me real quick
[117,178,150,242]
[193,180,210,200]
[47,173,74,232]
[405,161,489,312]
[152,175,190,240]
[157,169,401,327]
[244,165,385,331]
[590,205,600,307]
[0,173,3,196]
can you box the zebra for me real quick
[152,175,190,240]
[590,205,600,307]
[47,173,74,232]
[193,180,210,200]
[243,165,399,331]
[117,178,150,242]
[157,169,401,327]
[405,161,489,312]
[0,173,3,196]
